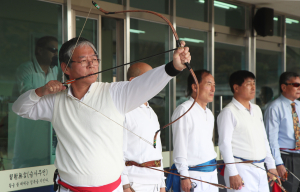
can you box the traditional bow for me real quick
[90,1,200,149]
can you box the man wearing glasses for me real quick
[12,37,191,192]
[264,72,300,192]
[12,36,59,169]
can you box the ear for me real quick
[36,47,43,56]
[233,84,239,93]
[191,84,198,93]
[129,77,135,81]
[61,62,71,76]
[281,84,287,93]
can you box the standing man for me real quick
[264,72,300,192]
[12,36,59,169]
[169,70,218,192]
[217,70,279,192]
[12,37,191,192]
[122,62,166,192]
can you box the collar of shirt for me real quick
[139,102,150,108]
[231,97,254,115]
[188,97,209,121]
[33,56,54,74]
[279,94,299,108]
[67,82,94,101]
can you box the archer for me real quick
[12,37,190,192]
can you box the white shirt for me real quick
[172,97,217,178]
[217,98,276,177]
[122,103,165,188]
[12,65,173,186]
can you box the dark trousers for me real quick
[281,153,300,192]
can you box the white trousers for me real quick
[181,174,219,192]
[224,164,269,192]
[130,182,160,192]
[59,183,122,192]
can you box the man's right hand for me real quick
[35,80,66,97]
[181,179,192,192]
[123,188,132,192]
[229,174,244,190]
[276,165,287,181]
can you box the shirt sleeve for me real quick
[264,107,283,165]
[172,105,190,177]
[12,89,55,122]
[109,64,177,115]
[121,117,130,185]
[217,108,239,177]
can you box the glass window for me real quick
[214,43,246,144]
[176,27,207,106]
[0,1,62,189]
[273,15,281,37]
[101,17,124,82]
[214,1,245,30]
[286,17,300,41]
[130,19,170,151]
[176,0,207,22]
[100,0,123,4]
[130,0,169,14]
[287,46,300,73]
[256,49,282,114]
[76,16,98,50]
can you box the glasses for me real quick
[71,58,100,67]
[45,47,58,54]
[285,83,300,87]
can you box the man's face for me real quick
[66,45,99,84]
[197,73,215,104]
[282,77,300,101]
[235,78,256,101]
[40,41,58,65]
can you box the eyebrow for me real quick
[78,54,98,59]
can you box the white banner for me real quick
[0,164,56,192]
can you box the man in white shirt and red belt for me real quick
[12,37,191,192]
[122,62,166,192]
[168,70,218,192]
[217,70,279,192]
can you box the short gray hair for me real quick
[59,37,98,68]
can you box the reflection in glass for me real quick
[130,19,170,151]
[273,16,281,37]
[76,17,98,49]
[287,46,300,74]
[101,17,124,82]
[176,27,207,106]
[256,49,281,114]
[176,0,207,22]
[130,0,169,14]
[0,0,62,173]
[101,0,123,5]
[214,1,245,30]
[286,17,300,41]
[214,43,245,144]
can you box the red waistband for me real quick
[280,148,300,151]
[57,176,121,192]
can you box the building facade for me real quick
[0,0,300,191]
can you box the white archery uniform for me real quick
[122,103,165,192]
[217,98,276,192]
[12,65,173,192]
[172,97,218,192]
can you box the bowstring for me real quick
[67,94,153,146]
[61,5,93,81]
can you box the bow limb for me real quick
[91,1,200,148]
